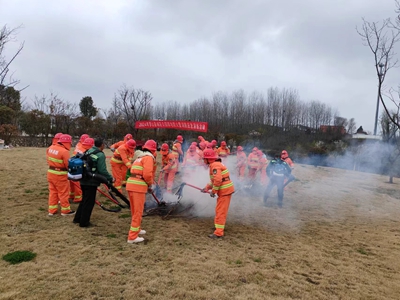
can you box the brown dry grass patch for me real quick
[1,148,400,299]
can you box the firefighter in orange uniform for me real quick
[216,141,230,160]
[126,140,157,244]
[51,132,63,145]
[247,147,260,181]
[182,144,201,178]
[281,150,294,168]
[159,143,170,187]
[110,134,132,152]
[162,147,179,193]
[198,135,205,144]
[172,135,184,169]
[73,134,89,155]
[201,149,235,238]
[236,146,247,181]
[46,134,75,216]
[111,139,136,192]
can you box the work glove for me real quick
[210,192,216,198]
[111,148,115,152]
[148,184,156,193]
[200,188,208,193]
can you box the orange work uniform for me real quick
[216,146,230,159]
[247,152,259,180]
[172,141,183,169]
[236,151,247,180]
[162,153,178,192]
[182,150,201,178]
[46,144,73,214]
[204,161,235,237]
[126,153,155,241]
[111,144,134,191]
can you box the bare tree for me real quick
[357,15,400,130]
[114,85,153,136]
[0,24,26,90]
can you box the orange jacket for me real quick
[160,149,169,167]
[111,144,134,168]
[216,147,230,158]
[73,142,85,155]
[47,144,70,176]
[172,141,183,158]
[163,153,178,172]
[110,140,124,150]
[126,153,155,193]
[205,161,234,196]
[183,151,201,167]
[237,151,247,168]
[247,153,259,169]
[259,155,269,170]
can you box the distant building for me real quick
[319,125,346,135]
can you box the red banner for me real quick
[135,120,208,132]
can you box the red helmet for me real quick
[54,132,63,139]
[221,141,226,146]
[79,134,90,143]
[125,134,133,140]
[281,150,288,159]
[143,139,157,151]
[161,143,169,151]
[189,144,196,151]
[237,146,243,151]
[177,135,183,142]
[191,142,197,146]
[203,149,218,159]
[211,140,217,145]
[82,138,94,147]
[59,134,72,143]
[126,139,136,149]
[206,142,213,149]
[257,150,263,156]
[252,147,258,151]
[199,142,206,149]
[198,135,203,141]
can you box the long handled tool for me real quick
[283,174,296,188]
[174,182,213,198]
[95,199,121,212]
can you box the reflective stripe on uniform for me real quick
[221,170,229,175]
[48,157,64,163]
[49,205,58,209]
[74,195,82,199]
[130,226,139,232]
[47,169,68,175]
[111,157,123,164]
[127,179,148,186]
[61,206,71,211]
[131,166,144,171]
[215,224,225,229]
[213,182,234,191]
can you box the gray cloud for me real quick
[1,0,399,132]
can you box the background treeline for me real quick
[0,85,358,153]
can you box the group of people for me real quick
[46,132,294,243]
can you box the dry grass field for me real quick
[1,147,400,300]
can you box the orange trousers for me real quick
[214,194,232,237]
[127,191,146,241]
[164,171,177,192]
[248,167,258,180]
[237,166,245,180]
[69,181,82,202]
[47,174,72,214]
[111,161,128,191]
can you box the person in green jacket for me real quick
[73,137,114,227]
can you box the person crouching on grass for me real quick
[201,149,235,239]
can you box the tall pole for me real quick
[373,63,384,136]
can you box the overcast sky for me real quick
[1,0,399,133]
